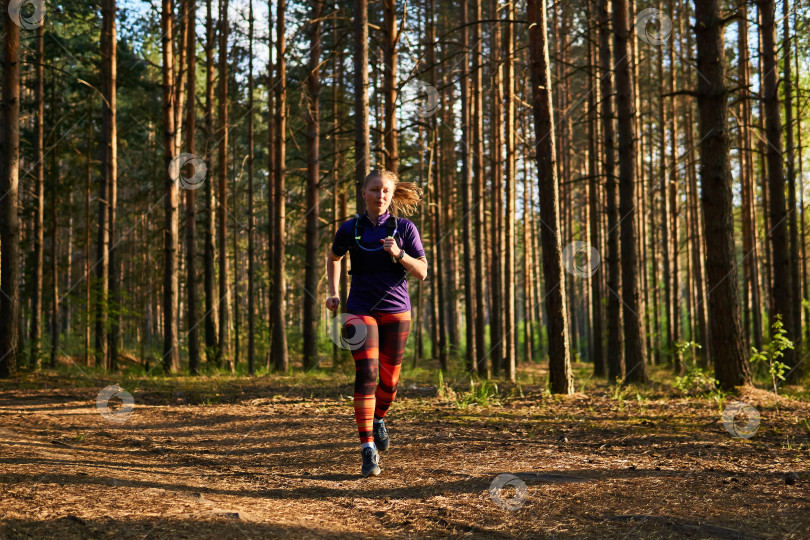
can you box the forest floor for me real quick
[1,358,809,539]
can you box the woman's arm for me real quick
[325,250,342,311]
[398,253,428,281]
[380,237,428,280]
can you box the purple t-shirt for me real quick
[331,210,426,314]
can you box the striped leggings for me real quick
[344,310,411,444]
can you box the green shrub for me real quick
[454,378,500,408]
[673,365,719,396]
[750,314,793,395]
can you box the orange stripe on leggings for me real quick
[349,314,378,443]
[374,311,411,420]
[349,311,410,444]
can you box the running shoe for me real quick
[361,446,381,477]
[373,419,390,451]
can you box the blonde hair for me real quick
[364,168,423,217]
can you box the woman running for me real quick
[325,169,428,477]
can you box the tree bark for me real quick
[382,0,398,172]
[459,0,477,371]
[757,0,795,372]
[488,0,503,377]
[217,0,231,370]
[186,0,200,375]
[204,0,219,366]
[795,6,809,346]
[738,3,763,352]
[587,0,605,377]
[782,0,802,380]
[685,99,709,366]
[522,150,535,365]
[0,0,21,377]
[105,0,120,371]
[528,0,574,394]
[49,99,60,369]
[656,0,672,366]
[613,0,648,383]
[272,0,289,372]
[667,0,679,370]
[85,103,93,366]
[247,0,256,375]
[94,0,115,369]
[472,0,487,378]
[266,0,275,370]
[162,0,180,373]
[331,9,347,369]
[303,0,321,370]
[31,23,45,369]
[503,0,516,380]
[693,0,751,389]
[353,0,370,211]
[426,0,447,372]
[598,0,624,381]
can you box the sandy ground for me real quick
[1,370,809,539]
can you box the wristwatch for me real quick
[397,250,406,261]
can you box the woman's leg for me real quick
[347,314,379,445]
[373,311,411,420]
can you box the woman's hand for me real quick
[380,237,403,259]
[326,296,340,311]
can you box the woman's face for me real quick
[362,175,395,214]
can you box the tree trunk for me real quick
[331,10,347,369]
[426,0,447,372]
[667,0,680,370]
[782,0,802,380]
[472,0,487,378]
[247,0,256,375]
[796,6,809,347]
[0,0,21,377]
[503,0,517,380]
[95,0,115,369]
[757,0,795,372]
[353,0,370,211]
[598,0,624,381]
[646,109,660,365]
[186,0,200,375]
[104,0,120,372]
[272,0,289,372]
[49,108,60,369]
[28,24,45,369]
[459,0,476,371]
[693,0,751,389]
[64,194,74,338]
[685,101,709,365]
[655,2,672,365]
[613,0,648,383]
[162,0,180,373]
[738,4,763,352]
[204,0,219,367]
[382,0,398,172]
[488,0,503,377]
[266,0,275,370]
[528,0,573,394]
[522,153,534,365]
[217,0,231,370]
[439,64,461,355]
[85,104,93,366]
[587,1,605,377]
[303,0,321,370]
[232,148,239,371]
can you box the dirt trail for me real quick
[1,376,809,539]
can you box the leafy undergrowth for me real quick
[1,361,808,539]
